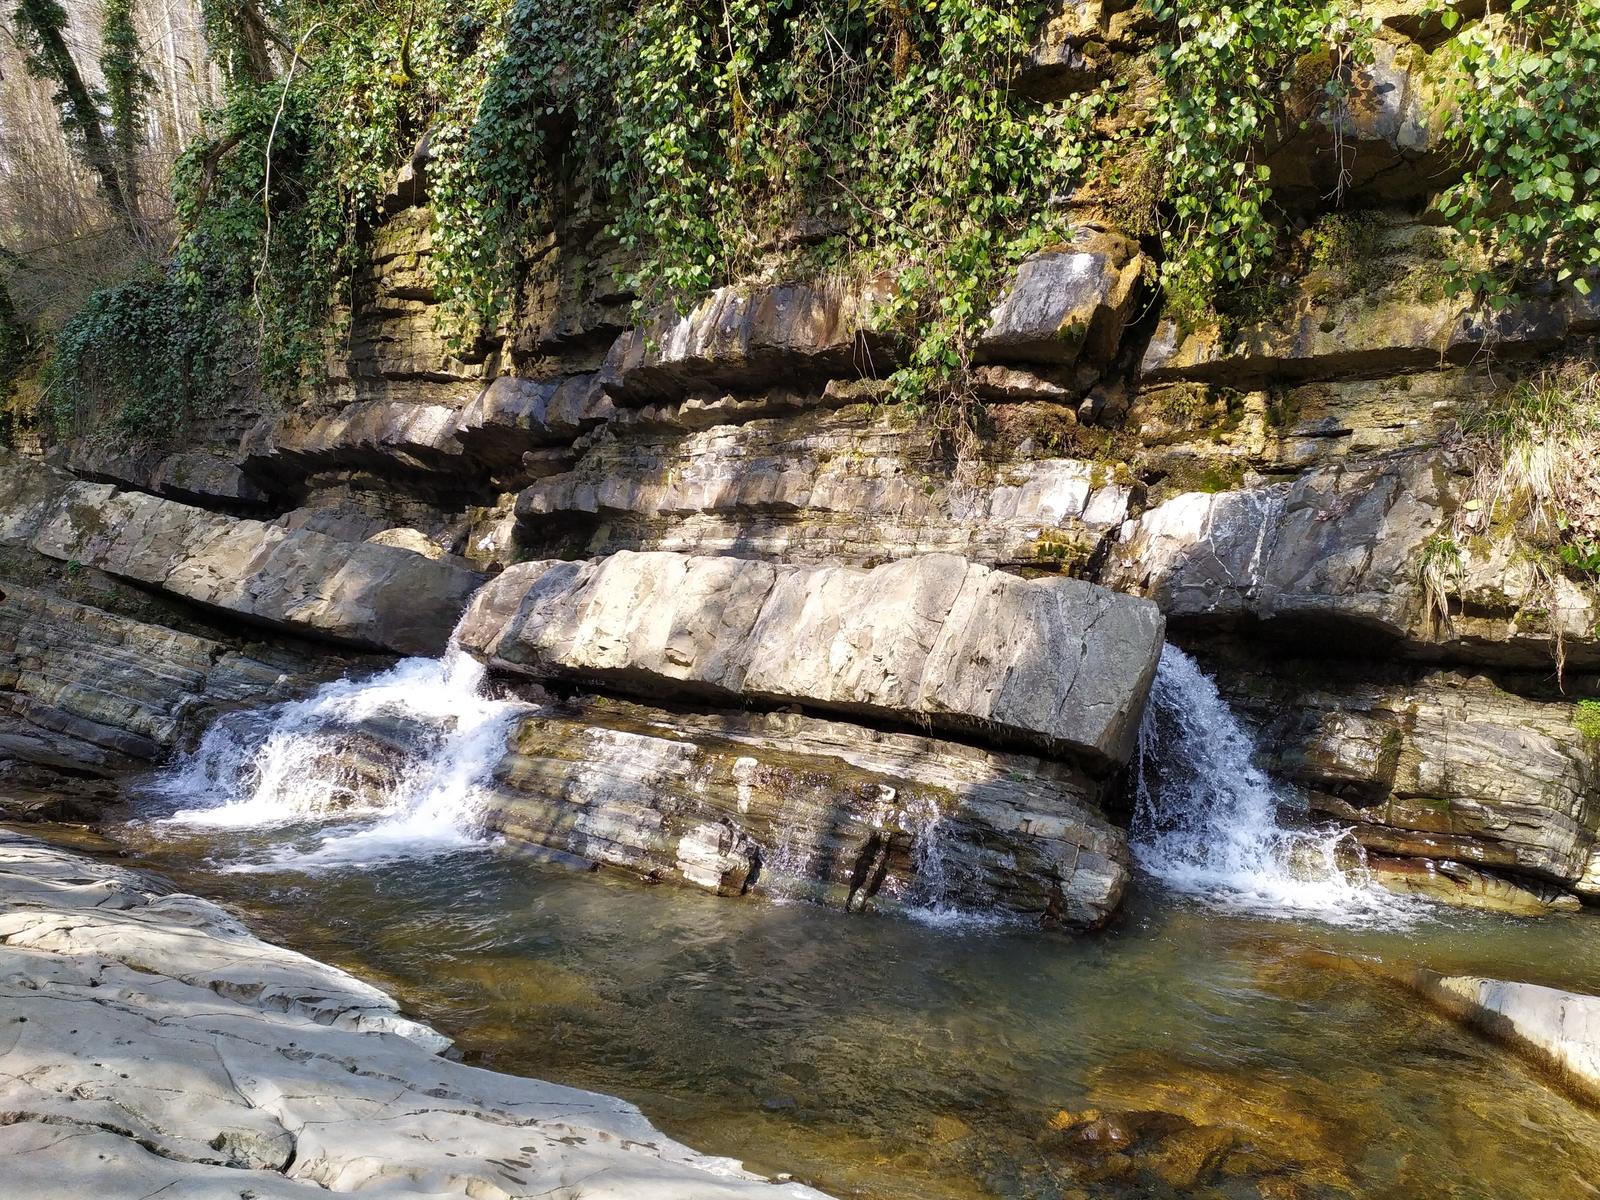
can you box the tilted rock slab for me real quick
[976,233,1145,368]
[1406,971,1600,1103]
[29,480,481,656]
[600,278,897,404]
[0,832,832,1199]
[1107,449,1600,669]
[457,550,1164,770]
[0,584,315,765]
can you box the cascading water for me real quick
[150,641,528,872]
[1132,644,1417,927]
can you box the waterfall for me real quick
[150,643,527,872]
[1132,645,1416,927]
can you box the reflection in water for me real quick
[101,817,1600,1200]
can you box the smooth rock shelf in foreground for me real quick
[0,832,831,1199]
[459,549,1165,770]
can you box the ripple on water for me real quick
[78,816,1600,1200]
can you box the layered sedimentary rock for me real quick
[600,278,897,404]
[1110,449,1600,671]
[458,550,1164,770]
[0,832,833,1199]
[514,401,1130,569]
[1140,223,1599,387]
[0,583,330,770]
[29,478,481,655]
[1196,647,1600,910]
[483,698,1129,926]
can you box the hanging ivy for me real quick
[1433,0,1600,302]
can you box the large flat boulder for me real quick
[457,550,1164,770]
[29,481,481,656]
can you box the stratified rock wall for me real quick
[7,0,1600,921]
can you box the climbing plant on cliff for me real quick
[1145,0,1371,325]
[427,0,1109,407]
[167,0,484,391]
[1433,0,1600,301]
[101,0,156,221]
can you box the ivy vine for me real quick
[1433,0,1600,302]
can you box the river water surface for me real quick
[27,645,1600,1198]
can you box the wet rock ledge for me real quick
[0,831,831,1200]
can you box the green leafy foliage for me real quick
[1574,698,1600,740]
[1434,0,1600,302]
[101,0,155,217]
[428,0,1110,415]
[46,269,239,441]
[1145,0,1370,325]
[37,0,1600,443]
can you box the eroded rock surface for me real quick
[459,550,1164,769]
[484,698,1129,926]
[30,479,481,655]
[515,402,1129,569]
[0,831,834,1199]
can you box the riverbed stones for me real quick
[457,549,1164,769]
[29,480,482,655]
[0,832,834,1199]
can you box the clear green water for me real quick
[55,817,1600,1200]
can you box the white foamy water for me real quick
[1132,645,1419,928]
[152,645,526,871]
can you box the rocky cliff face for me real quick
[4,0,1600,922]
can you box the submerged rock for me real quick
[1407,972,1600,1104]
[1369,857,1583,917]
[0,831,834,1199]
[457,549,1164,770]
